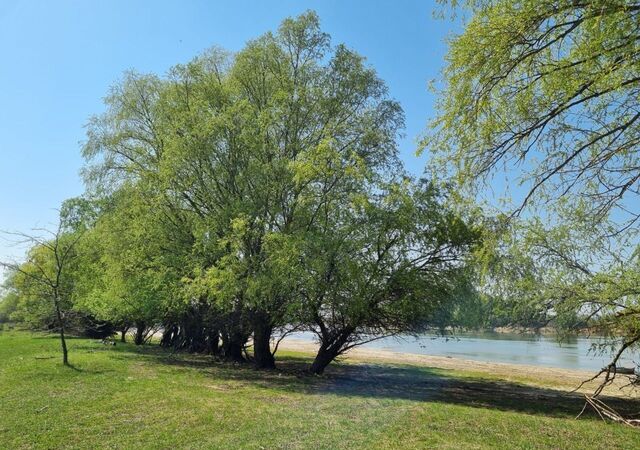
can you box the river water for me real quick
[287,331,639,372]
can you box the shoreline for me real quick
[278,338,636,397]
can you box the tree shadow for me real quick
[63,362,83,372]
[90,341,640,420]
[310,362,640,419]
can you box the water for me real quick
[287,331,640,372]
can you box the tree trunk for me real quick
[308,330,353,375]
[186,319,207,353]
[134,321,146,345]
[221,331,246,362]
[226,337,245,362]
[308,344,339,375]
[53,296,69,366]
[59,324,69,366]
[219,306,248,362]
[252,319,275,369]
[120,327,128,343]
[160,325,177,347]
[207,328,220,356]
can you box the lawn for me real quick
[0,331,638,449]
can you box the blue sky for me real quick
[0,0,459,268]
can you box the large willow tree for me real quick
[83,11,478,370]
[427,0,640,387]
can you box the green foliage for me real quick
[299,179,480,337]
[2,230,110,334]
[426,0,640,225]
[74,187,184,333]
[77,10,476,369]
[487,208,640,336]
[427,0,640,378]
[0,275,20,323]
[6,11,479,371]
[7,242,70,329]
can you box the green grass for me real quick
[0,331,638,449]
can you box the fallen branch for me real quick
[576,395,640,427]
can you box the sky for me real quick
[0,0,460,273]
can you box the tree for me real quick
[82,11,407,369]
[297,180,480,374]
[0,273,20,324]
[426,0,640,390]
[74,186,187,345]
[426,0,640,226]
[1,221,84,365]
[480,203,640,391]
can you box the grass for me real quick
[0,331,638,449]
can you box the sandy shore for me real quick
[278,338,637,397]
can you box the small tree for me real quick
[1,221,83,365]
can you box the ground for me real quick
[0,331,639,449]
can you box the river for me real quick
[286,331,639,372]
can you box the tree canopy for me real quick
[0,11,481,373]
[427,0,640,388]
[427,0,640,226]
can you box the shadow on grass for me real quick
[313,362,640,419]
[80,340,640,420]
[62,362,83,372]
